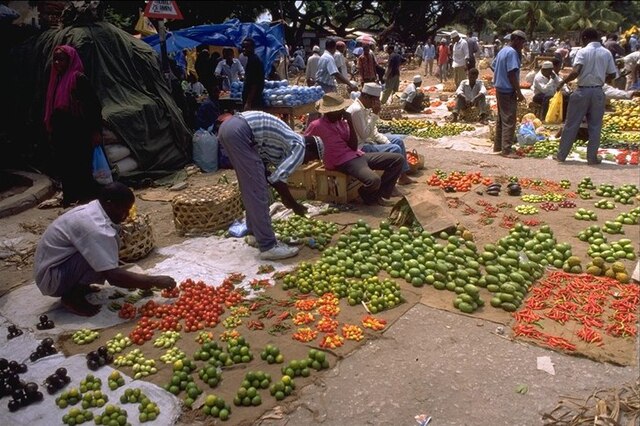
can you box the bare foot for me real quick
[397,175,416,185]
[61,293,101,317]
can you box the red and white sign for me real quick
[144,1,184,20]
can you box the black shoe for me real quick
[552,155,565,163]
[587,158,602,165]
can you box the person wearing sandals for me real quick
[491,30,527,158]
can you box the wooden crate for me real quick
[314,166,362,204]
[287,161,321,200]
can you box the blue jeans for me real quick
[361,134,409,173]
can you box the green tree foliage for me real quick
[554,1,624,33]
[496,1,568,40]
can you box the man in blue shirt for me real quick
[217,111,324,260]
[492,30,526,158]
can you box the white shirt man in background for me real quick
[623,51,640,89]
[451,31,470,86]
[305,45,321,86]
[214,47,245,91]
[334,41,350,80]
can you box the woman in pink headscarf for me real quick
[44,45,102,207]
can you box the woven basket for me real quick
[442,81,457,92]
[336,84,351,100]
[172,185,244,236]
[118,214,154,262]
[379,105,404,120]
[406,149,425,175]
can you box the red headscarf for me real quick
[43,45,85,132]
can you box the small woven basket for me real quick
[406,149,425,175]
[171,185,244,236]
[379,105,404,120]
[118,214,154,262]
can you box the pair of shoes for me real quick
[500,152,521,159]
[259,241,300,260]
[552,155,565,163]
[587,158,602,165]
[377,198,395,207]
[245,235,257,247]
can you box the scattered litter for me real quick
[537,356,556,375]
[516,384,529,394]
[415,414,432,425]
[495,326,505,335]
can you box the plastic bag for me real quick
[192,128,218,173]
[516,122,538,146]
[545,91,563,124]
[92,145,113,185]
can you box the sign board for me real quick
[144,1,184,20]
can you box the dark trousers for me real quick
[494,91,517,154]
[218,116,276,251]
[337,152,403,204]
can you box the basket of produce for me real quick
[118,208,154,262]
[442,81,457,92]
[406,149,425,174]
[171,184,244,236]
[379,105,404,120]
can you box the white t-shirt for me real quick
[574,42,617,86]
[334,51,349,80]
[455,79,487,101]
[452,39,469,68]
[215,59,245,90]
[533,71,561,97]
[34,200,119,294]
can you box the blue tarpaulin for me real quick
[143,19,286,76]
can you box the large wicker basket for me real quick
[118,214,154,262]
[171,185,244,236]
[379,105,404,120]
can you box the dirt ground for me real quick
[1,63,639,425]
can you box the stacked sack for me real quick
[102,128,139,175]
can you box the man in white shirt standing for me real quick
[451,31,470,87]
[555,28,617,165]
[334,41,350,81]
[452,68,489,123]
[400,75,426,113]
[315,39,357,93]
[532,61,565,118]
[347,83,416,185]
[305,46,321,86]
[215,48,245,91]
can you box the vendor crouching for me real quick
[400,75,426,113]
[34,183,177,316]
[451,68,489,124]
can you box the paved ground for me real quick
[257,304,637,426]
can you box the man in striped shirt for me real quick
[217,111,324,260]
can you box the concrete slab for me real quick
[259,304,637,426]
[0,171,54,218]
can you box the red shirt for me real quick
[438,45,449,65]
[304,116,363,170]
[358,53,377,81]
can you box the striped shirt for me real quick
[240,111,305,184]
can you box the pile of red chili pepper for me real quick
[512,271,638,352]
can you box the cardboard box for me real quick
[287,161,321,200]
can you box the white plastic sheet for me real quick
[0,354,181,426]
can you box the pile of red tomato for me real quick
[128,277,246,345]
[427,170,492,192]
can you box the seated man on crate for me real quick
[451,68,490,124]
[346,82,416,185]
[34,183,177,317]
[400,75,426,113]
[217,111,324,260]
[305,93,403,207]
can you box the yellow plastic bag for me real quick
[545,92,563,124]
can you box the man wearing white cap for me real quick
[305,46,321,86]
[533,61,565,118]
[451,31,470,87]
[347,82,416,185]
[400,75,426,113]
